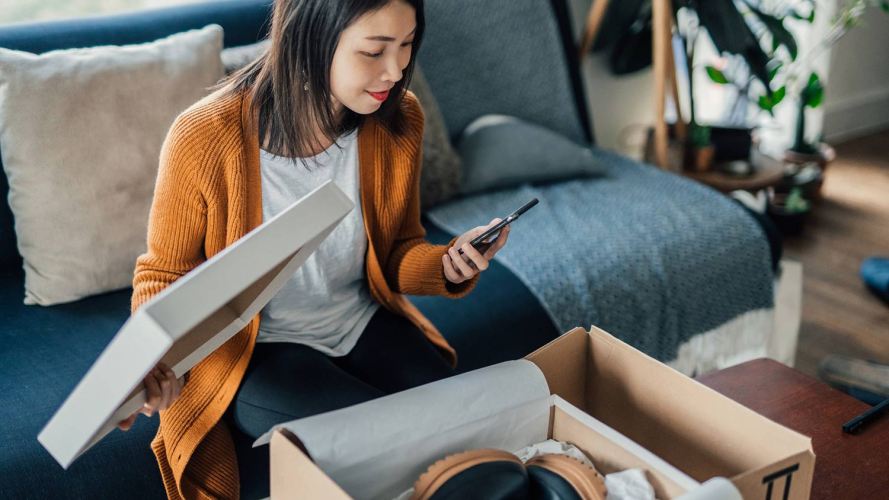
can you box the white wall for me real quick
[821,5,889,142]
[566,0,888,156]
[567,0,655,158]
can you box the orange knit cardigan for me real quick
[131,88,477,499]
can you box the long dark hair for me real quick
[215,0,424,167]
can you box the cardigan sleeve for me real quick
[131,117,208,314]
[384,92,479,298]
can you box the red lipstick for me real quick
[367,90,389,102]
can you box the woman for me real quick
[117,0,509,498]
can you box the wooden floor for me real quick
[784,129,889,378]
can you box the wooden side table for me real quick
[698,359,889,499]
[683,155,785,193]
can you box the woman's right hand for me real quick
[117,362,185,432]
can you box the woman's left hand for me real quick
[443,219,511,284]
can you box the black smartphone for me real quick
[457,198,538,255]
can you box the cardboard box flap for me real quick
[271,429,351,500]
[38,181,353,469]
[730,450,814,500]
[526,327,589,408]
[528,326,813,482]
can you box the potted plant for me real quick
[587,0,798,170]
[778,1,888,194]
[686,123,715,171]
[767,186,811,235]
[676,8,716,171]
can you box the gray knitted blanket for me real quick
[426,148,774,361]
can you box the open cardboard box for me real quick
[269,326,815,499]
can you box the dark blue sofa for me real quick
[0,0,782,497]
[0,1,585,497]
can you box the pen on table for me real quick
[842,397,889,434]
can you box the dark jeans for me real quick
[231,306,455,440]
[227,307,455,498]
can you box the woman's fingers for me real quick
[157,363,174,411]
[143,367,162,416]
[117,412,138,431]
[444,218,507,283]
[164,366,181,402]
[442,254,463,283]
[123,363,182,432]
[485,224,510,259]
[448,246,475,279]
[460,242,488,272]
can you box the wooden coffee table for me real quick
[697,358,889,499]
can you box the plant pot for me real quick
[767,192,811,236]
[783,142,835,198]
[778,163,824,200]
[784,142,836,167]
[684,144,715,172]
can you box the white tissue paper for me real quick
[254,359,552,500]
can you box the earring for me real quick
[303,81,309,92]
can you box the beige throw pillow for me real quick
[0,25,224,305]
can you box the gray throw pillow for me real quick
[407,67,462,209]
[458,115,605,195]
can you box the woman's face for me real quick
[329,0,416,115]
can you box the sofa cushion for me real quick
[0,268,163,498]
[221,39,269,75]
[408,67,463,209]
[458,115,605,196]
[417,0,590,145]
[0,25,224,306]
[0,0,275,271]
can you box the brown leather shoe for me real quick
[412,449,529,500]
[526,454,608,500]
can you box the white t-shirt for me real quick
[256,129,380,356]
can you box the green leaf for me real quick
[785,188,810,212]
[758,86,785,115]
[768,62,783,82]
[802,73,824,108]
[807,87,824,108]
[807,73,819,86]
[696,0,773,89]
[705,65,730,84]
[882,1,889,14]
[758,94,776,116]
[772,86,786,106]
